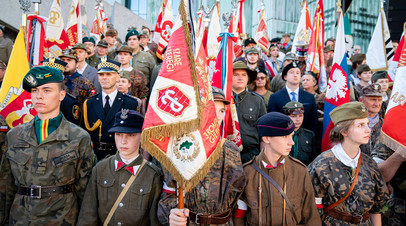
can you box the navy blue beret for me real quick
[109,109,144,133]
[257,112,295,137]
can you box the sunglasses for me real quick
[256,76,267,80]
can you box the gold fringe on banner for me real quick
[380,130,406,159]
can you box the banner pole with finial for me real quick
[19,0,31,41]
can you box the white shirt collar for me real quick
[286,86,299,100]
[102,89,118,107]
[120,67,133,72]
[77,63,88,74]
[120,154,139,165]
[261,158,285,168]
[331,143,361,169]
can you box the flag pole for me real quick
[19,0,31,41]
[177,185,185,209]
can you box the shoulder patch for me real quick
[288,155,307,168]
[124,93,139,102]
[65,92,78,100]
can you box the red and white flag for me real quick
[26,15,46,67]
[255,5,270,54]
[306,0,327,92]
[207,5,221,79]
[229,12,243,59]
[66,0,80,46]
[153,0,167,44]
[388,32,404,81]
[237,0,246,38]
[45,0,70,58]
[142,1,221,190]
[292,0,312,54]
[90,1,107,43]
[157,0,174,60]
[381,29,406,158]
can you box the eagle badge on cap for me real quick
[25,74,37,86]
[287,121,293,129]
[361,104,366,112]
[120,109,129,120]
[294,103,298,107]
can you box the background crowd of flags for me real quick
[0,0,405,191]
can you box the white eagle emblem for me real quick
[25,74,37,87]
[325,64,348,102]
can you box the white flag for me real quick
[46,0,64,40]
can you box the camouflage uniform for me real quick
[65,72,96,106]
[360,117,383,156]
[371,142,406,226]
[77,153,162,226]
[0,116,95,225]
[308,149,389,226]
[131,50,156,85]
[157,140,246,225]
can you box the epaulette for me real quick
[302,128,315,136]
[65,92,78,100]
[288,155,307,168]
[145,160,162,175]
[123,93,140,102]
[242,157,255,167]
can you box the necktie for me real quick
[291,92,297,101]
[273,61,280,71]
[104,95,111,115]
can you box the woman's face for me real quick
[255,73,267,88]
[342,118,371,145]
[301,74,316,90]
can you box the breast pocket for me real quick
[130,184,152,210]
[7,147,31,179]
[245,186,269,225]
[242,113,257,125]
[97,177,116,207]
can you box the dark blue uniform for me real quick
[82,92,138,160]
[61,93,81,125]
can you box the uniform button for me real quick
[121,183,125,188]
[120,120,124,124]
[109,134,112,137]
[140,188,143,193]
[117,222,122,226]
[104,181,107,185]
[119,203,124,207]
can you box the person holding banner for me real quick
[158,87,246,226]
[0,66,95,225]
[308,102,389,225]
[77,110,162,226]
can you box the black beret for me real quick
[109,109,144,133]
[257,112,295,137]
[282,62,300,80]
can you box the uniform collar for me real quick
[115,154,143,175]
[331,143,361,169]
[257,151,286,169]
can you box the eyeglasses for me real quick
[256,77,266,80]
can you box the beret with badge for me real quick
[211,86,230,105]
[244,47,259,55]
[371,70,389,82]
[97,59,121,74]
[108,109,144,133]
[283,101,304,115]
[83,36,96,45]
[243,38,257,47]
[116,45,134,54]
[120,71,132,81]
[257,112,295,137]
[23,66,64,92]
[126,29,139,42]
[329,102,368,125]
[97,40,108,48]
[282,62,300,80]
[233,61,257,83]
[42,57,67,73]
[361,84,384,97]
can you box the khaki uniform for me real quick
[78,153,162,226]
[131,50,156,85]
[87,54,101,69]
[0,36,13,64]
[0,116,95,225]
[236,151,321,226]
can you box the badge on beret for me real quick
[25,74,37,87]
[361,104,366,112]
[294,103,298,107]
[287,121,293,129]
[121,109,129,120]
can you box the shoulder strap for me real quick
[324,154,362,212]
[103,159,147,226]
[251,163,299,224]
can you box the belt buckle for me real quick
[99,142,107,151]
[30,185,41,199]
[195,213,203,224]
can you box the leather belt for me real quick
[93,142,116,151]
[189,209,232,225]
[17,184,74,199]
[325,208,370,224]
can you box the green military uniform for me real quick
[158,140,246,225]
[0,35,13,64]
[371,142,406,226]
[87,54,101,68]
[131,50,156,85]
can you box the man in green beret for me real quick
[354,63,372,100]
[83,36,101,68]
[0,66,95,225]
[283,101,316,165]
[125,29,156,86]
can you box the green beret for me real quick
[23,66,63,92]
[120,71,131,81]
[283,101,304,115]
[72,43,87,51]
[97,40,108,48]
[324,45,334,53]
[244,47,259,55]
[329,102,368,125]
[126,29,139,42]
[357,64,371,75]
[82,36,96,44]
[361,84,384,97]
[371,71,389,82]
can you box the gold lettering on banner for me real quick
[390,92,406,106]
[49,10,60,25]
[165,47,183,72]
[203,121,220,144]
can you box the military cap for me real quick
[59,48,78,61]
[283,52,298,62]
[329,102,368,125]
[283,101,304,115]
[42,57,67,73]
[120,71,131,81]
[116,45,134,54]
[72,43,87,51]
[211,86,230,105]
[282,62,300,80]
[361,84,384,97]
[243,38,256,47]
[371,70,389,82]
[282,32,290,37]
[108,109,144,133]
[357,64,371,75]
[233,61,257,83]
[245,47,259,55]
[257,112,295,137]
[350,53,366,64]
[97,40,108,48]
[83,36,96,44]
[97,59,121,73]
[126,29,139,42]
[140,30,148,37]
[0,60,6,69]
[257,65,268,76]
[23,66,63,92]
[324,45,334,53]
[270,37,281,43]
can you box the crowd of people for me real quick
[0,24,405,226]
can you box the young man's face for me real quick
[263,132,295,156]
[127,36,140,50]
[60,57,77,75]
[31,83,65,116]
[104,36,116,46]
[115,133,141,159]
[97,46,108,56]
[98,72,120,90]
[140,35,148,47]
[246,53,259,64]
[375,79,389,92]
[75,49,88,62]
[288,113,304,131]
[232,69,249,92]
[84,42,95,55]
[117,52,133,65]
[117,78,131,94]
[282,36,290,44]
[358,71,372,83]
[284,68,301,86]
[214,101,226,126]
